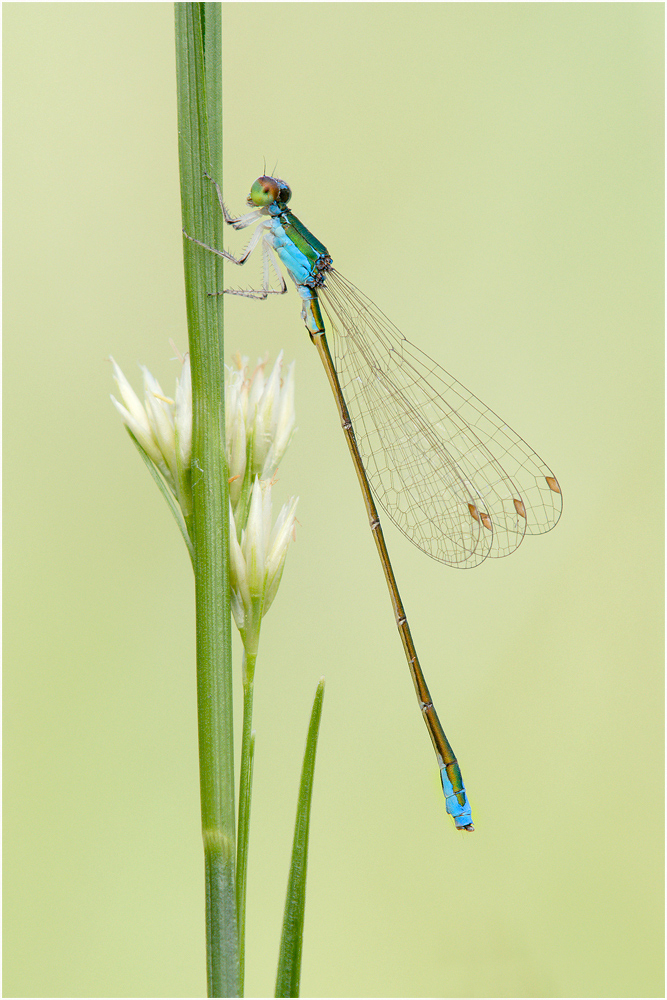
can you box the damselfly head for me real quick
[248,175,292,208]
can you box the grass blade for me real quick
[275,679,325,998]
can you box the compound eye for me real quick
[276,181,292,204]
[249,176,280,207]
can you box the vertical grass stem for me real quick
[175,4,240,996]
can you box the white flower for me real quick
[264,492,300,613]
[226,363,249,511]
[259,358,295,480]
[140,366,177,483]
[111,355,186,493]
[174,353,192,472]
[112,349,298,634]
[229,477,298,654]
[110,356,167,473]
[225,354,297,523]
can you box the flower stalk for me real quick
[225,358,297,988]
[111,349,299,997]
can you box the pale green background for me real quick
[4,3,663,998]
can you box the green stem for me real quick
[175,5,240,996]
[237,655,256,994]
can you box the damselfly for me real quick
[187,174,562,831]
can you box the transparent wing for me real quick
[319,270,562,568]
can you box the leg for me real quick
[183,223,287,300]
[204,172,259,231]
[183,216,268,265]
[217,239,286,300]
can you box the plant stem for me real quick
[175,4,240,996]
[237,654,256,993]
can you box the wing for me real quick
[318,270,562,568]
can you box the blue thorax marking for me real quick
[267,202,332,289]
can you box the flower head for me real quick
[111,349,298,647]
[110,357,171,478]
[229,477,298,656]
[110,353,193,514]
[225,353,296,522]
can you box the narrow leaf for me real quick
[275,679,325,998]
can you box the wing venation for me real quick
[318,270,562,568]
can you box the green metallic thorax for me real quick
[279,208,329,262]
[267,202,332,334]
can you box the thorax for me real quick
[267,205,332,288]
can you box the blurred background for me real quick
[3,4,663,998]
